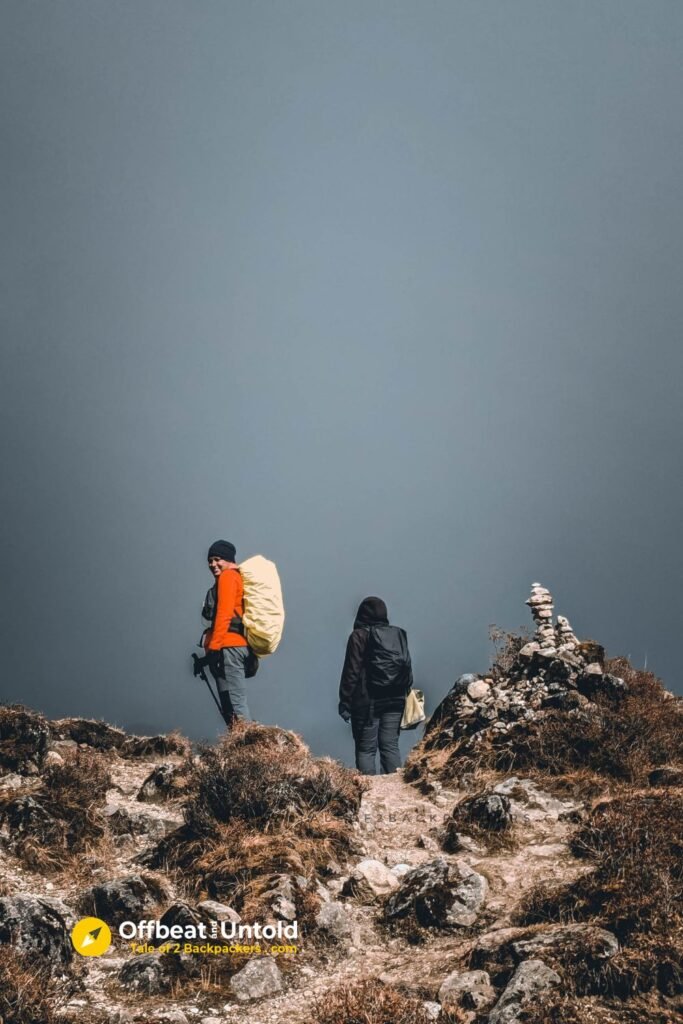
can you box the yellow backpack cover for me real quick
[239,555,285,657]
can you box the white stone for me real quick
[467,679,491,701]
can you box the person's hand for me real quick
[339,708,351,724]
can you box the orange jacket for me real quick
[207,568,248,650]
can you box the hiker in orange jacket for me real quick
[201,540,251,725]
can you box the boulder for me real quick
[467,679,491,701]
[488,959,561,1024]
[229,956,284,1002]
[315,901,360,944]
[81,874,165,926]
[342,859,400,901]
[0,895,73,966]
[648,765,683,788]
[438,969,496,1013]
[383,858,487,929]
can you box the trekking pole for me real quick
[192,653,228,722]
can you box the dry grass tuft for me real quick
[141,721,365,912]
[310,979,456,1024]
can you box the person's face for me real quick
[208,556,230,578]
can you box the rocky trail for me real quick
[1,741,589,1024]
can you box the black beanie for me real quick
[207,540,237,563]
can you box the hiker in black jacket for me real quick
[338,596,413,775]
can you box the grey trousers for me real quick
[209,647,251,726]
[351,709,402,775]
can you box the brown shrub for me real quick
[0,946,70,1024]
[310,979,454,1024]
[141,721,365,910]
[0,748,111,871]
[516,792,683,997]
[518,994,682,1024]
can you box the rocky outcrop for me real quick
[416,584,626,770]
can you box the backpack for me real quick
[239,555,285,657]
[364,625,411,698]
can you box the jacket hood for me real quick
[353,596,389,630]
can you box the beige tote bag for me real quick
[401,689,426,730]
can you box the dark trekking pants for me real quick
[351,709,402,775]
[209,647,251,727]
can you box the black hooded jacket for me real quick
[338,597,413,717]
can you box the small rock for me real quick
[439,969,496,1013]
[43,750,64,767]
[315,901,359,944]
[197,899,241,924]
[342,859,399,901]
[422,1002,441,1020]
[467,679,491,701]
[118,954,173,994]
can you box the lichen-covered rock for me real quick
[229,956,284,1002]
[118,954,176,994]
[488,959,561,1024]
[383,858,487,929]
[0,895,73,966]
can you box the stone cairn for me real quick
[429,583,625,749]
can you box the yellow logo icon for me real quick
[71,917,112,956]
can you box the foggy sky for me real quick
[2,1,682,764]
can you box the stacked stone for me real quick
[555,615,578,653]
[525,583,556,652]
